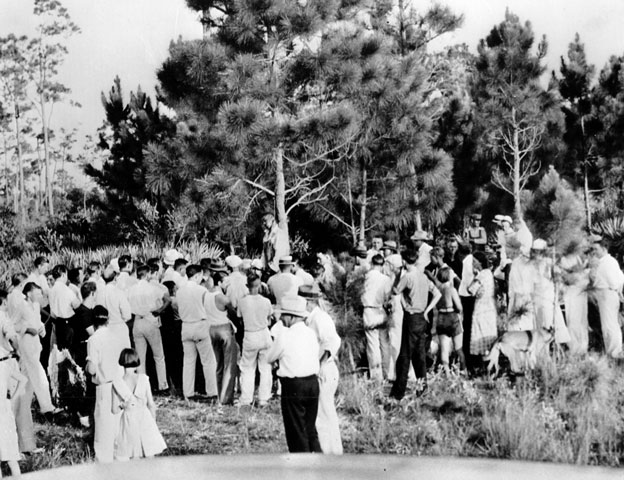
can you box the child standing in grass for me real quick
[112,348,166,461]
[0,356,27,478]
[237,273,273,406]
[433,267,465,373]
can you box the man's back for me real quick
[177,281,207,323]
[268,273,303,305]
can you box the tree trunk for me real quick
[512,108,522,220]
[2,130,8,207]
[14,105,25,224]
[274,145,289,241]
[581,117,591,229]
[41,93,54,216]
[358,167,367,247]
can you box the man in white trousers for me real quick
[300,284,343,455]
[14,283,59,416]
[128,264,169,393]
[361,254,393,381]
[590,236,624,358]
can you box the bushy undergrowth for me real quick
[8,350,624,475]
[0,240,222,288]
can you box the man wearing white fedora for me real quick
[267,295,322,453]
[299,284,342,455]
[410,230,432,273]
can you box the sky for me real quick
[2,0,624,147]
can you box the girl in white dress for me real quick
[112,348,166,461]
[0,359,26,478]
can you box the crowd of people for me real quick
[358,212,624,400]
[0,210,622,475]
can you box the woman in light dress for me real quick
[112,348,166,461]
[469,251,498,368]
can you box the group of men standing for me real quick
[0,245,344,460]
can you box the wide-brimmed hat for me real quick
[382,240,398,252]
[278,255,295,266]
[241,258,252,270]
[410,230,429,241]
[163,249,183,266]
[470,213,482,220]
[250,259,264,270]
[298,284,323,299]
[208,258,228,272]
[225,255,243,270]
[275,295,309,318]
[352,245,368,259]
[531,239,548,251]
[493,214,513,225]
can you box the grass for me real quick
[9,350,624,476]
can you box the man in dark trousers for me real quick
[267,295,321,453]
[389,249,440,400]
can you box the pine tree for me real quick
[470,10,563,219]
[555,33,598,228]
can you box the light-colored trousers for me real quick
[108,322,131,352]
[133,317,168,390]
[18,334,54,413]
[316,360,342,455]
[363,307,391,381]
[181,322,218,398]
[564,285,588,354]
[595,289,622,357]
[387,295,404,380]
[239,329,272,405]
[94,382,121,463]
[9,358,37,453]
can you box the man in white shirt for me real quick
[300,284,343,455]
[590,236,624,358]
[86,305,129,463]
[116,255,137,293]
[26,256,51,307]
[163,258,188,288]
[96,268,132,352]
[8,273,28,321]
[267,256,304,306]
[128,264,168,392]
[177,264,218,401]
[206,272,238,405]
[49,265,81,350]
[223,255,249,310]
[293,255,314,286]
[14,283,58,415]
[361,254,392,381]
[267,295,321,453]
[366,235,384,263]
[237,274,273,406]
[410,230,433,273]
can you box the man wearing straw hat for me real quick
[299,284,343,455]
[267,295,322,453]
[410,231,433,273]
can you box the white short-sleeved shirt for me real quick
[266,322,319,378]
[238,294,272,332]
[49,281,79,319]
